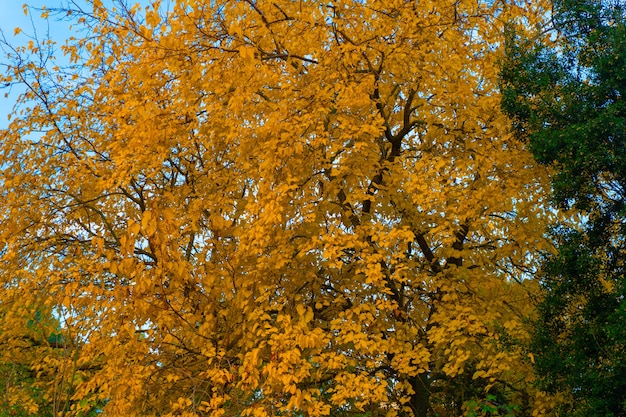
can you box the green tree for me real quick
[501,1,626,416]
[0,305,68,417]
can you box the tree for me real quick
[1,1,555,416]
[0,301,89,417]
[0,306,54,417]
[501,1,626,416]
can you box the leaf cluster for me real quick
[0,1,558,416]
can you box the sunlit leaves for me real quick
[0,0,556,416]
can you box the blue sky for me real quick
[0,1,152,129]
[0,1,80,128]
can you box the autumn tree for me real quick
[0,303,97,417]
[1,1,555,416]
[501,1,626,416]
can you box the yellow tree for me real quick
[0,0,555,416]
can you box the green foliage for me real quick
[503,0,626,214]
[532,229,626,417]
[501,1,626,416]
[0,317,54,417]
[465,395,520,417]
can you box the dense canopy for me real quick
[1,1,556,416]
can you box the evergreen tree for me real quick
[501,1,626,416]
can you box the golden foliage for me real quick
[0,0,556,416]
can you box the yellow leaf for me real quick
[0,0,555,415]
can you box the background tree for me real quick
[501,1,626,416]
[0,301,95,417]
[2,1,554,416]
